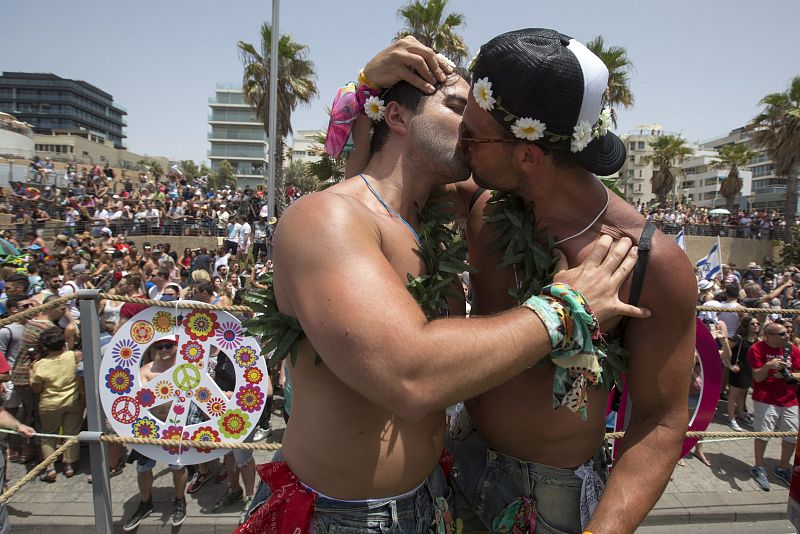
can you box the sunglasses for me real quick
[458,124,519,153]
[153,343,174,351]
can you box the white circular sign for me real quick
[99,301,268,464]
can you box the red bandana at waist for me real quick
[235,461,316,534]
[237,450,453,534]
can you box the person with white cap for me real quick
[58,263,92,322]
[353,29,695,533]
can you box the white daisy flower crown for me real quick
[472,76,612,154]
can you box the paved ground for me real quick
[3,399,797,533]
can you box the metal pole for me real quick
[77,289,113,532]
[267,0,280,220]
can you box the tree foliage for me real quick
[586,36,635,129]
[644,134,692,206]
[283,160,319,193]
[396,0,468,67]
[210,160,237,190]
[179,160,199,178]
[750,76,800,227]
[137,158,164,179]
[238,23,318,217]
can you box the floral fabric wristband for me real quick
[523,282,603,421]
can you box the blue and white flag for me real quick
[675,228,685,251]
[696,239,721,280]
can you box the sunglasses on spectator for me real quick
[153,343,174,351]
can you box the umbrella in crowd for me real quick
[708,208,731,215]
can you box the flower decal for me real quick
[364,96,385,121]
[596,107,612,138]
[105,366,133,395]
[152,311,176,333]
[155,380,175,400]
[206,397,226,417]
[130,320,155,344]
[219,409,251,439]
[473,78,496,111]
[132,417,159,439]
[194,387,211,403]
[244,366,263,385]
[111,339,139,368]
[180,341,205,364]
[135,388,156,407]
[571,121,593,153]
[215,321,244,352]
[511,118,546,142]
[190,426,220,453]
[184,310,219,342]
[235,384,264,413]
[233,346,257,368]
[161,425,190,454]
[173,404,185,415]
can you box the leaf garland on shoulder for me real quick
[486,190,629,390]
[407,193,475,320]
[242,194,471,369]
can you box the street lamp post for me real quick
[267,0,279,220]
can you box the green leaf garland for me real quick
[486,190,629,390]
[242,196,471,369]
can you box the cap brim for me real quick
[571,131,627,176]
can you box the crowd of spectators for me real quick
[695,260,800,491]
[0,168,285,525]
[636,202,789,240]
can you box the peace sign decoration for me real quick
[99,302,268,465]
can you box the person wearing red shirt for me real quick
[748,321,800,491]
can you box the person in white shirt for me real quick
[225,217,242,255]
[213,247,231,278]
[59,264,92,321]
[93,206,110,237]
[237,216,252,262]
[217,205,230,237]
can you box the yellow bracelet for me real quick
[358,69,381,91]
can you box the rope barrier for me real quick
[96,293,251,313]
[0,437,78,504]
[697,305,800,315]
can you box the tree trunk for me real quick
[786,169,798,229]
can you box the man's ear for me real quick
[517,143,549,173]
[383,101,411,136]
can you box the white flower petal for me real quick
[571,121,593,153]
[511,117,546,141]
[364,96,385,121]
[473,77,496,111]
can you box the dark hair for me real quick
[6,295,28,311]
[735,314,757,338]
[369,73,464,154]
[39,326,65,352]
[7,273,29,291]
[193,280,214,295]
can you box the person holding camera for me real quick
[748,321,800,491]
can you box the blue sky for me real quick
[3,1,799,164]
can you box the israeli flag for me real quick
[675,228,685,251]
[696,240,721,280]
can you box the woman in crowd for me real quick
[726,314,759,431]
[29,327,83,481]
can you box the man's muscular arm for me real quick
[586,234,696,534]
[274,194,646,422]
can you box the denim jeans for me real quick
[446,408,608,534]
[248,449,454,533]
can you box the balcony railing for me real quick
[653,220,787,241]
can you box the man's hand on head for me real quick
[362,36,454,94]
[552,235,651,325]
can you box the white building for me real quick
[289,129,323,165]
[702,127,788,213]
[619,124,684,205]
[679,151,753,209]
[207,84,269,190]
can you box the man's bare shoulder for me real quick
[276,190,377,246]
[641,231,697,309]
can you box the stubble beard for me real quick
[409,118,471,185]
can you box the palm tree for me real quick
[586,36,634,128]
[396,0,468,67]
[238,23,317,217]
[644,134,693,206]
[711,144,755,212]
[750,76,800,227]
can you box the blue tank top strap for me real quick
[359,174,420,245]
